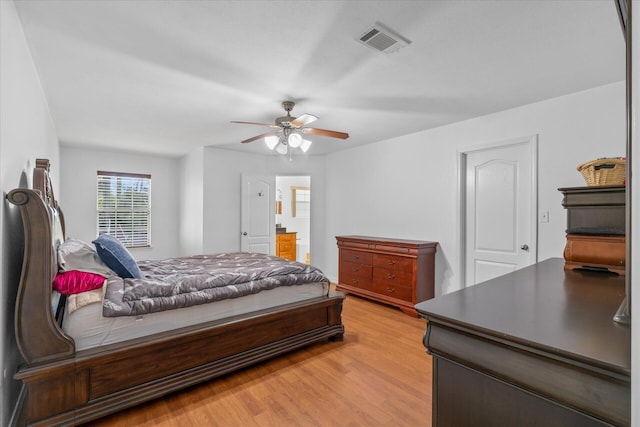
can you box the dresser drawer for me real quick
[278,250,296,261]
[373,267,413,285]
[340,260,373,278]
[279,240,294,251]
[373,254,413,271]
[339,273,373,291]
[277,233,296,243]
[372,281,413,302]
[340,249,373,265]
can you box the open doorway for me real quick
[275,176,311,263]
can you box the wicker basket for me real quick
[577,158,626,186]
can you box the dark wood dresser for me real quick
[336,235,437,317]
[559,185,625,274]
[415,258,630,426]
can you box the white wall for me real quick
[60,146,180,260]
[0,1,60,425]
[200,148,329,268]
[323,81,626,295]
[179,147,204,255]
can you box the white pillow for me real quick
[58,238,116,277]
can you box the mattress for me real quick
[63,282,329,351]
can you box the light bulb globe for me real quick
[300,139,312,153]
[275,143,288,155]
[288,133,302,148]
[264,135,279,150]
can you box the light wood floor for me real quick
[86,294,433,427]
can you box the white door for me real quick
[240,175,275,254]
[464,138,537,286]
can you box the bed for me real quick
[8,159,344,426]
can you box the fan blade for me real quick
[231,121,280,129]
[241,130,280,144]
[290,113,318,127]
[302,127,349,139]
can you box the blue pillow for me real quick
[92,234,143,279]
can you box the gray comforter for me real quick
[103,252,329,317]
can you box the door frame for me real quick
[275,175,311,263]
[456,134,539,288]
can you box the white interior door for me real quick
[241,174,275,254]
[464,138,537,286]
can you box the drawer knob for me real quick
[352,267,359,272]
[387,261,395,266]
[386,287,395,293]
[354,255,360,260]
[352,279,360,284]
[387,274,396,280]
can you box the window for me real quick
[97,171,151,247]
[291,186,310,218]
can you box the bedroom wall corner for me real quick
[178,147,205,256]
[0,1,60,425]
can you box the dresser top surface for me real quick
[415,258,630,374]
[558,185,625,208]
[558,185,625,193]
[336,235,438,247]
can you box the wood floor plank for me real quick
[85,294,432,426]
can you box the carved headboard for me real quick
[7,159,75,366]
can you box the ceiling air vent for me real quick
[357,22,410,54]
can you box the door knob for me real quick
[520,244,529,251]
[242,232,248,236]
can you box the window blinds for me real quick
[97,171,151,247]
[294,188,310,218]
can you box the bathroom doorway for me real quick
[275,176,311,264]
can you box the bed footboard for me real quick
[16,294,344,426]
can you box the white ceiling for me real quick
[13,0,625,157]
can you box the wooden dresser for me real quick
[276,232,296,261]
[559,185,625,274]
[336,235,437,317]
[416,258,630,426]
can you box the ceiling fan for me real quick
[231,101,349,154]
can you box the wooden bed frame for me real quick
[8,159,345,426]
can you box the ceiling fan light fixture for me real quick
[264,135,279,150]
[232,100,348,158]
[275,143,288,155]
[300,139,312,153]
[288,132,302,148]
